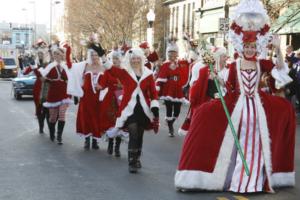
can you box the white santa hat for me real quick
[167,42,179,53]
[212,47,227,71]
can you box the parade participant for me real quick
[139,41,159,71]
[156,40,189,137]
[175,0,295,193]
[106,50,124,157]
[39,42,72,145]
[178,47,229,135]
[103,48,159,173]
[67,38,116,150]
[23,39,51,134]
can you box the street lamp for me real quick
[50,0,61,43]
[146,9,155,47]
[29,1,36,43]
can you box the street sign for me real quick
[219,18,230,33]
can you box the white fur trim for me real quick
[43,98,72,108]
[106,127,120,138]
[271,172,295,188]
[165,116,175,121]
[189,61,206,86]
[156,78,167,83]
[156,86,160,91]
[177,128,188,136]
[39,61,70,78]
[67,61,86,97]
[99,87,109,101]
[76,132,93,138]
[160,96,189,104]
[150,100,159,108]
[115,68,154,128]
[103,60,113,70]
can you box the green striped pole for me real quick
[209,64,250,176]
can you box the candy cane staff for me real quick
[156,40,189,137]
[38,41,72,145]
[175,0,296,193]
[178,47,229,136]
[102,48,160,173]
[23,39,51,134]
[67,39,116,150]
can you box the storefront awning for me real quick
[272,5,300,34]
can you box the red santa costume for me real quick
[175,0,296,193]
[104,48,159,173]
[23,40,51,134]
[156,41,190,137]
[178,47,229,136]
[39,43,72,144]
[67,40,117,149]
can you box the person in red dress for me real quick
[105,50,124,157]
[175,0,296,193]
[23,40,51,134]
[178,47,229,135]
[67,38,117,150]
[39,43,72,144]
[156,41,189,137]
[102,48,159,173]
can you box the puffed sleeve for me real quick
[260,59,275,73]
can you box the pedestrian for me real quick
[103,48,159,173]
[23,40,51,134]
[156,40,189,137]
[67,37,117,150]
[39,42,72,144]
[178,47,229,135]
[175,0,296,193]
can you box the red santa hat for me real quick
[139,41,150,49]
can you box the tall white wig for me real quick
[86,49,102,65]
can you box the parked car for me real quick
[0,57,18,78]
[12,74,36,100]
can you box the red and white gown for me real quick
[67,62,118,139]
[175,59,296,193]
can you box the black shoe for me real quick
[84,137,90,150]
[49,122,56,142]
[114,137,121,157]
[57,121,65,145]
[128,150,138,173]
[92,139,99,150]
[167,119,175,137]
[107,138,113,155]
[136,150,142,168]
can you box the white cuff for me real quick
[150,99,159,108]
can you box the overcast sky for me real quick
[0,0,64,27]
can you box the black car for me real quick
[12,74,36,100]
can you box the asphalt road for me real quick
[0,79,299,200]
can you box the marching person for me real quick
[139,41,159,71]
[67,37,117,150]
[178,47,229,135]
[156,41,189,137]
[103,48,159,173]
[175,0,295,193]
[106,50,124,157]
[39,42,72,145]
[23,40,51,134]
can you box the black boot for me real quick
[107,138,114,155]
[37,115,44,134]
[128,149,138,173]
[114,137,121,157]
[57,121,65,145]
[84,137,90,150]
[92,138,99,150]
[49,122,56,142]
[136,149,142,168]
[167,119,175,137]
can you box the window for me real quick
[183,4,186,32]
[25,33,29,45]
[16,33,20,43]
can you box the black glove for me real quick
[151,107,159,118]
[74,96,79,105]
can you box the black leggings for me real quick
[164,100,182,119]
[127,123,144,150]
